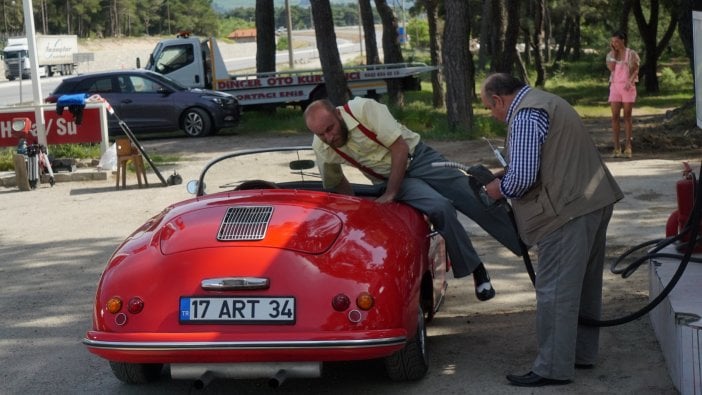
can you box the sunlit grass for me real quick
[0,143,102,171]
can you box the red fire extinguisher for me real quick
[665,162,702,251]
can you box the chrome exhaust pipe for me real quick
[193,371,214,390]
[268,369,287,388]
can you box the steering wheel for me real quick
[232,179,280,191]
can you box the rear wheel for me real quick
[109,361,163,384]
[384,304,429,381]
[181,107,212,137]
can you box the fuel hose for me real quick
[580,162,702,327]
[432,161,702,328]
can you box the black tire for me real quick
[384,304,429,381]
[310,85,327,102]
[181,107,212,137]
[109,361,163,384]
[301,85,328,111]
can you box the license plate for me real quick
[180,296,295,324]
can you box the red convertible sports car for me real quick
[83,147,449,388]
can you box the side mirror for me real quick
[187,180,205,195]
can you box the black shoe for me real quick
[506,371,571,387]
[575,363,594,369]
[475,281,495,301]
[472,263,495,301]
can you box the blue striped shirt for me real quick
[500,86,550,199]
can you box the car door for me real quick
[73,74,175,134]
[72,76,122,133]
[116,74,179,133]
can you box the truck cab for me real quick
[3,38,39,80]
[3,35,77,80]
[145,34,212,89]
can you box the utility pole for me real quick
[286,0,293,68]
[357,1,364,60]
[21,0,48,147]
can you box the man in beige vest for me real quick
[481,73,623,387]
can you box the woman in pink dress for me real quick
[606,31,640,158]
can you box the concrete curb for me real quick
[0,168,108,188]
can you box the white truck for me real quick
[144,33,435,108]
[3,35,78,80]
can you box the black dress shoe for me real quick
[475,281,495,301]
[472,264,495,301]
[506,371,571,387]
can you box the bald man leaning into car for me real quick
[303,96,523,302]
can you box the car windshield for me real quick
[3,50,27,59]
[195,148,373,196]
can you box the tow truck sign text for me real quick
[217,71,361,91]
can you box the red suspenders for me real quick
[328,104,389,180]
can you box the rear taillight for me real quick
[356,292,374,310]
[127,297,144,314]
[331,291,376,325]
[331,294,350,311]
[105,295,144,327]
[106,297,122,314]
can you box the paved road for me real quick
[0,27,371,106]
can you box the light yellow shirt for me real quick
[312,97,421,188]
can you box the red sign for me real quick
[0,105,106,147]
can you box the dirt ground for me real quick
[2,36,700,394]
[0,117,697,394]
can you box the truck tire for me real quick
[301,85,328,111]
[181,107,212,137]
[60,64,74,76]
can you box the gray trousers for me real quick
[531,204,613,380]
[391,143,522,278]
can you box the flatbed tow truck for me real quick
[144,33,435,108]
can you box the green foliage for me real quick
[658,66,693,91]
[406,18,430,49]
[276,36,289,51]
[0,143,101,172]
[49,143,102,159]
[542,53,694,118]
[0,148,15,171]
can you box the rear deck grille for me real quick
[217,206,274,241]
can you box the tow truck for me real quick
[144,33,435,108]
